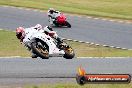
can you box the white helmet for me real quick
[49,8,55,11]
[49,8,55,14]
[34,24,42,30]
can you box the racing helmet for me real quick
[16,27,25,40]
[49,8,55,14]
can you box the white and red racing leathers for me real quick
[22,26,59,49]
[47,10,61,25]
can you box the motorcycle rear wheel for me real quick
[63,46,75,59]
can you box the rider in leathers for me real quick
[16,24,62,58]
[47,8,61,25]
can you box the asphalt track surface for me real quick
[0,57,132,85]
[0,6,132,49]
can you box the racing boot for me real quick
[56,37,63,49]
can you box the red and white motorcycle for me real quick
[30,31,75,59]
[50,13,71,28]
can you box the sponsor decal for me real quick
[76,67,131,85]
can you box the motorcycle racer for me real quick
[16,24,63,58]
[47,8,61,25]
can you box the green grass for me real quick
[0,29,132,57]
[0,0,132,20]
[0,30,31,57]
[25,83,132,88]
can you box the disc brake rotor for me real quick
[36,42,48,55]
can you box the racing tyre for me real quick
[63,46,75,59]
[65,21,71,28]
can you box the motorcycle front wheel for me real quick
[31,39,49,59]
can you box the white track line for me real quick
[0,29,131,50]
[63,38,131,50]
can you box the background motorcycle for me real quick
[52,13,71,28]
